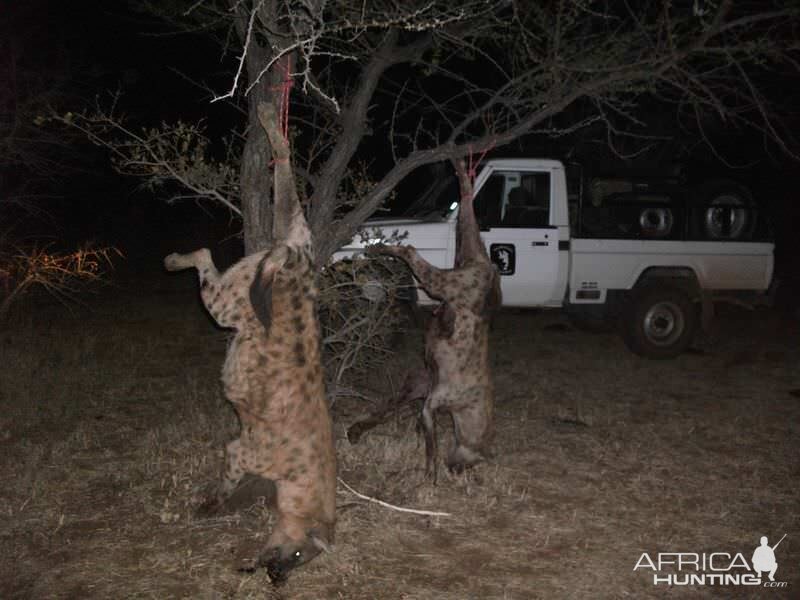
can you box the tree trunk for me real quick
[314,228,346,269]
[241,82,273,255]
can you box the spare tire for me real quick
[639,206,674,238]
[698,181,756,240]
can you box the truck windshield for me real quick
[402,175,459,220]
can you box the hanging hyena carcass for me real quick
[360,158,501,481]
[164,102,335,583]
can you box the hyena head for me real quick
[258,526,332,585]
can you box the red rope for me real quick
[269,55,293,142]
[268,56,293,165]
[463,142,494,199]
[278,56,293,141]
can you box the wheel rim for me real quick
[643,301,685,346]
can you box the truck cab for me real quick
[334,158,775,358]
[469,159,571,307]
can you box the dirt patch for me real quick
[1,279,798,599]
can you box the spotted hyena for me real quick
[360,160,501,480]
[164,102,335,584]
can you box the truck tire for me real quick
[698,181,756,240]
[620,285,698,359]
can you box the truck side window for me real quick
[474,170,551,229]
[500,172,551,228]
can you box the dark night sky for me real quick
[3,1,244,263]
[5,1,800,284]
[58,2,222,118]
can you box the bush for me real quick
[318,255,414,396]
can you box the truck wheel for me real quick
[699,181,756,240]
[621,285,698,359]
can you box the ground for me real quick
[1,266,798,599]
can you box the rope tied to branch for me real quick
[463,142,494,199]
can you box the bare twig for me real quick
[58,1,800,261]
[337,478,452,517]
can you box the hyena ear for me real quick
[249,277,273,331]
[308,528,333,553]
[249,246,290,330]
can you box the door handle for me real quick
[531,241,549,247]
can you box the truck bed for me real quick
[570,238,774,293]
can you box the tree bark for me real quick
[240,80,273,255]
[233,0,280,255]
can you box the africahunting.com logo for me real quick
[633,534,788,588]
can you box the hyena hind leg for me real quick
[164,248,217,276]
[347,369,430,444]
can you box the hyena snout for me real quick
[257,533,330,585]
[446,444,486,474]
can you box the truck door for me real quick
[473,169,563,306]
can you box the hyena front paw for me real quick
[163,253,184,271]
[364,243,387,256]
[164,248,211,272]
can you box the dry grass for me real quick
[0,244,121,320]
[1,271,798,599]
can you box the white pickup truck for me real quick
[335,158,774,358]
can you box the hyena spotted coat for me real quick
[364,160,501,480]
[164,103,335,584]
